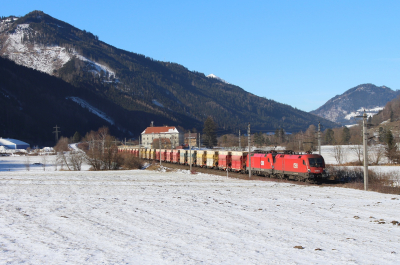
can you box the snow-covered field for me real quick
[320,145,389,165]
[1,155,400,264]
[0,155,91,172]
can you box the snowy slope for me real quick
[66,97,114,125]
[344,106,384,120]
[0,155,400,264]
[0,22,115,78]
[1,24,71,74]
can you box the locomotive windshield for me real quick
[308,157,324,167]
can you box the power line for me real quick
[53,125,60,143]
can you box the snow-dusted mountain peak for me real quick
[207,74,230,84]
[0,17,116,79]
[1,23,72,74]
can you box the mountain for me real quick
[0,11,338,141]
[310,84,400,125]
[0,56,194,146]
[371,92,400,125]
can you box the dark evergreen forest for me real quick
[0,57,200,146]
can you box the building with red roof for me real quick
[141,126,183,148]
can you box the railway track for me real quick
[149,161,335,186]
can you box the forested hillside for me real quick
[0,57,198,146]
[371,94,400,125]
[1,11,338,140]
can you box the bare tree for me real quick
[98,126,109,154]
[369,144,385,165]
[68,151,85,171]
[25,155,30,171]
[54,137,70,153]
[350,145,363,164]
[333,145,346,165]
[54,155,58,171]
[82,127,122,170]
[55,150,85,171]
[56,151,71,171]
[41,154,48,171]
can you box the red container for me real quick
[218,151,232,170]
[172,150,180,163]
[165,149,172,162]
[231,151,248,172]
[161,150,167,161]
[247,153,274,170]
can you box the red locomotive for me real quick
[248,151,325,181]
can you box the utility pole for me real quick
[159,133,161,166]
[356,110,369,191]
[189,131,192,171]
[239,130,241,150]
[198,133,200,149]
[53,125,60,143]
[248,123,251,179]
[318,122,321,155]
[363,111,368,191]
[152,132,154,149]
[139,135,141,159]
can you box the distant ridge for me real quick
[310,84,400,125]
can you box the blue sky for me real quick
[2,1,400,111]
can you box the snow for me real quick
[1,23,116,80]
[206,74,230,84]
[1,155,400,264]
[73,53,115,78]
[320,144,390,165]
[152,99,164,108]
[2,24,72,74]
[0,154,92,172]
[381,119,390,125]
[66,97,114,125]
[344,106,384,120]
[345,124,358,128]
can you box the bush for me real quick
[326,165,400,194]
[120,153,143,170]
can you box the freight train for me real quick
[118,147,326,182]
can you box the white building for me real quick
[0,138,30,150]
[141,126,183,149]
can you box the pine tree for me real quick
[324,128,335,144]
[341,127,351,144]
[203,116,217,148]
[385,130,395,150]
[384,130,399,163]
[72,131,82,143]
[254,132,265,147]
